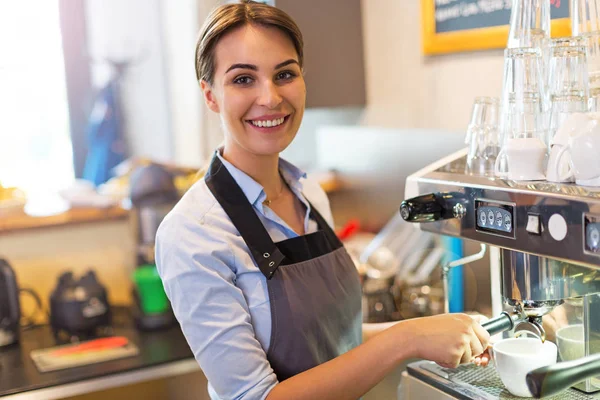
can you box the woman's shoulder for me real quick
[155,179,235,247]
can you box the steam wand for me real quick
[442,243,487,314]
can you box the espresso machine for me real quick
[398,149,600,399]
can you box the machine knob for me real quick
[587,224,600,250]
[400,192,467,223]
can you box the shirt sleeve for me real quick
[155,211,278,400]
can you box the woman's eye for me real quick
[276,71,296,81]
[233,76,253,85]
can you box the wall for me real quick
[360,1,504,133]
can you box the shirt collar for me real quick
[215,149,307,206]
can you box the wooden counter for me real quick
[0,206,129,235]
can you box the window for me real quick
[0,1,74,193]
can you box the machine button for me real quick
[495,212,503,227]
[504,215,512,231]
[548,213,568,241]
[488,210,494,225]
[479,210,487,226]
[526,214,541,235]
[587,224,600,250]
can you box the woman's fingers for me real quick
[472,316,491,349]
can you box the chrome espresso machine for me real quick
[398,149,600,399]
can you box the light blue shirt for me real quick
[155,150,335,400]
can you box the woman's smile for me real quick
[246,114,291,133]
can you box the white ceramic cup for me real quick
[556,119,600,182]
[493,338,557,397]
[546,145,574,182]
[556,324,584,362]
[551,112,591,146]
[494,138,547,181]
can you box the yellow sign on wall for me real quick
[421,0,571,55]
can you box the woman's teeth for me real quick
[250,117,285,128]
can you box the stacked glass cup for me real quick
[463,0,600,186]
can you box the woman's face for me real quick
[201,23,306,158]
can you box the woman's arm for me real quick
[267,313,490,400]
[362,322,399,342]
[156,212,279,399]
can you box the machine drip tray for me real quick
[405,360,600,400]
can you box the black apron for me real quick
[205,153,362,381]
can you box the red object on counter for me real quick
[337,219,361,240]
[52,336,129,356]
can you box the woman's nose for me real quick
[257,81,283,109]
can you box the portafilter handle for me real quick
[526,353,600,398]
[481,311,522,336]
[400,192,467,223]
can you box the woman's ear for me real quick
[200,80,220,113]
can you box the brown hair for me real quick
[195,0,304,85]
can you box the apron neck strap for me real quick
[205,153,285,279]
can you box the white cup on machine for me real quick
[493,337,558,397]
[555,118,600,185]
[546,112,591,182]
[494,137,547,181]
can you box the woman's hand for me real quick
[473,347,492,367]
[468,313,492,367]
[405,313,491,369]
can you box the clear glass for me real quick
[500,48,548,145]
[508,0,551,49]
[581,32,600,109]
[547,42,589,145]
[548,44,589,99]
[465,97,500,167]
[571,0,600,36]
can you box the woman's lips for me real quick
[246,115,290,132]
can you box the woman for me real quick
[155,2,490,399]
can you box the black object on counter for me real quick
[400,192,467,223]
[129,164,179,208]
[0,259,21,347]
[50,270,111,341]
[526,353,600,398]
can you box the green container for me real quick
[133,265,169,315]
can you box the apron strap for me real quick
[205,153,285,279]
[306,198,343,249]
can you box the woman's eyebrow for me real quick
[225,63,258,73]
[274,59,299,69]
[225,59,299,74]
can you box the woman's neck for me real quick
[221,144,284,199]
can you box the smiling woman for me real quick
[154,2,491,400]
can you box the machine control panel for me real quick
[475,200,515,238]
[584,214,600,256]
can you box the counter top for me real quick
[0,206,129,235]
[0,307,198,399]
